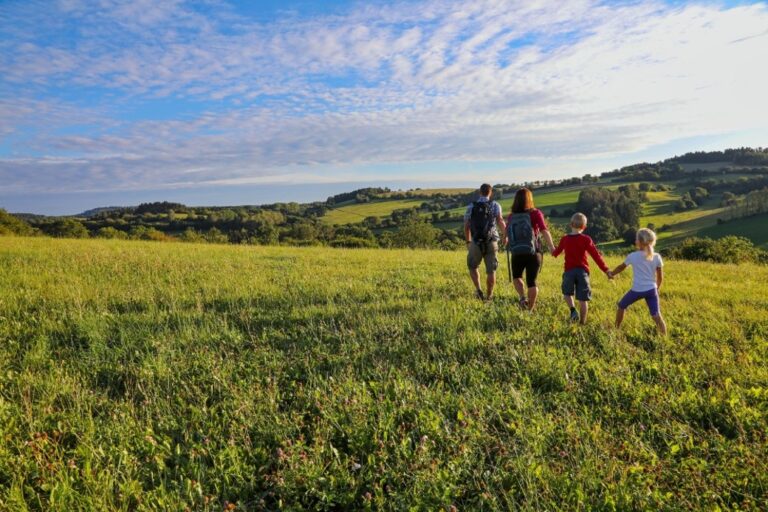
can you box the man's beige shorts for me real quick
[467,241,499,273]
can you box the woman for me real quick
[506,187,555,310]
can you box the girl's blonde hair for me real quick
[636,228,657,260]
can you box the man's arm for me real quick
[464,220,471,244]
[496,213,506,245]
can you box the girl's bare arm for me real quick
[611,262,627,276]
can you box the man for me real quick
[464,183,506,301]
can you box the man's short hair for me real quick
[570,212,588,228]
[479,183,492,196]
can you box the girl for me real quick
[610,228,668,335]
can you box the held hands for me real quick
[606,270,614,280]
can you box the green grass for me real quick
[322,199,427,225]
[443,188,582,219]
[698,212,768,248]
[638,191,730,245]
[1,237,767,511]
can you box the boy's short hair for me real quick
[570,212,587,229]
[479,183,492,196]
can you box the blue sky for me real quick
[1,0,767,214]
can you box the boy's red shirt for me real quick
[552,233,609,273]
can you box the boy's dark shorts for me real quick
[561,268,591,301]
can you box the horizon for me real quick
[2,0,768,214]
[3,142,766,216]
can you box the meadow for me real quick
[1,237,767,511]
[321,200,428,225]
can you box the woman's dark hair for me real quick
[512,187,534,213]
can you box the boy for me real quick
[551,213,611,324]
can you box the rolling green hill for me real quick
[322,198,428,225]
[1,237,766,510]
[320,162,767,249]
[698,212,768,248]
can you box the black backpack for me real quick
[507,212,537,255]
[469,201,496,243]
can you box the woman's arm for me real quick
[541,229,556,253]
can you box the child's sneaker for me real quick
[519,297,528,310]
[569,308,579,322]
[475,289,484,301]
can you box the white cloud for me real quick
[1,0,767,194]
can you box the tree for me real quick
[0,209,36,236]
[622,228,637,246]
[665,236,764,264]
[390,220,440,249]
[204,227,229,244]
[585,208,618,243]
[690,187,709,205]
[577,187,640,242]
[45,218,89,238]
[129,226,168,241]
[96,227,128,239]
[180,228,204,243]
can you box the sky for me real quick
[1,0,767,214]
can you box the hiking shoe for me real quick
[569,309,580,322]
[475,289,484,301]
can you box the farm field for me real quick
[322,199,427,225]
[698,212,768,248]
[1,237,766,510]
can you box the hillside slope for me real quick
[1,238,766,510]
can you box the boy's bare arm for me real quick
[587,241,610,274]
[656,267,663,289]
[551,238,564,257]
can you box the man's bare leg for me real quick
[469,268,483,298]
[486,272,496,299]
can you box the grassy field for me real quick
[1,238,767,510]
[322,199,427,225]
[698,212,768,248]
[441,188,582,220]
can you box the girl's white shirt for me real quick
[624,250,663,292]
